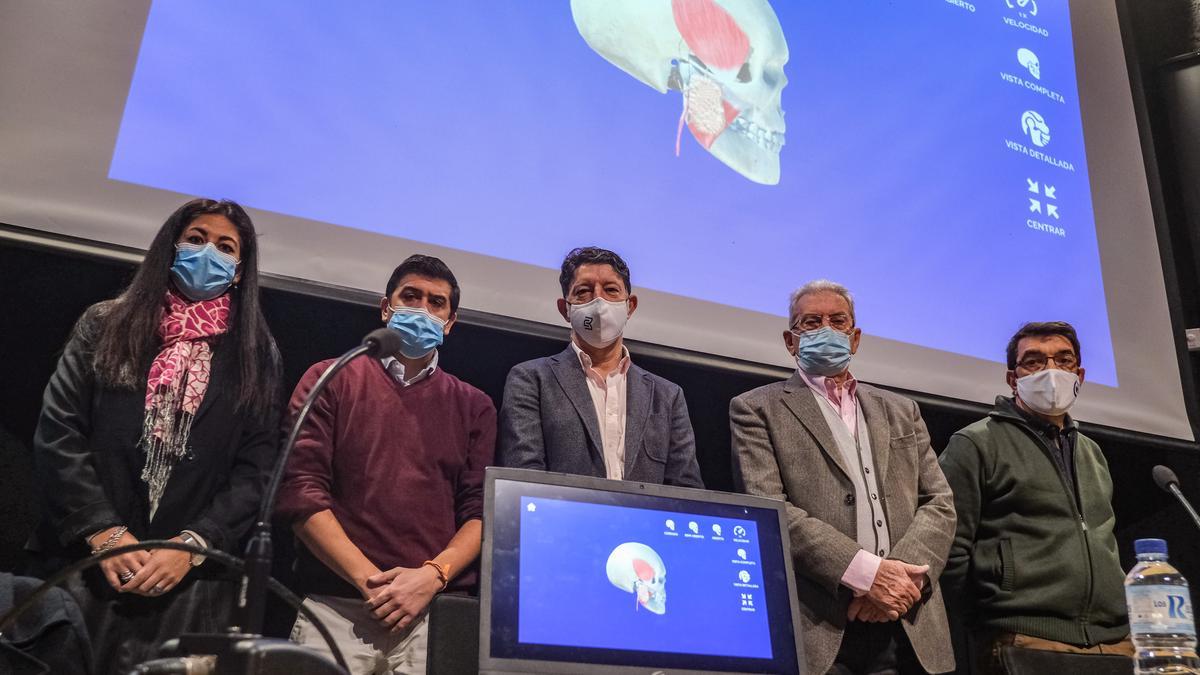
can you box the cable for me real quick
[0,540,348,672]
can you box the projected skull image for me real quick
[606,542,667,614]
[570,0,789,185]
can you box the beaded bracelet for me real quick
[90,526,128,556]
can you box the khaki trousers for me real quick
[291,594,429,675]
[976,630,1134,674]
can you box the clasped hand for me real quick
[92,528,192,596]
[363,565,441,633]
[847,559,928,623]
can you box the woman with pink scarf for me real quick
[25,198,282,674]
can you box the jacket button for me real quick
[845,494,855,505]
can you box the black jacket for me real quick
[25,305,280,575]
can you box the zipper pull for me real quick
[1079,515,1088,531]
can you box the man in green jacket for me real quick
[939,321,1132,674]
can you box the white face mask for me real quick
[568,297,629,348]
[1016,368,1081,416]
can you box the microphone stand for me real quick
[1164,481,1200,534]
[1153,465,1200,535]
[240,337,379,634]
[169,328,396,671]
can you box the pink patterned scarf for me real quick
[140,291,231,511]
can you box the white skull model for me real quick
[1017,48,1040,80]
[570,0,789,185]
[606,542,667,614]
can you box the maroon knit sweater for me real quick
[275,356,496,597]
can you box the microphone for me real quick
[240,327,400,635]
[1152,465,1200,534]
[362,326,403,358]
[1153,465,1180,492]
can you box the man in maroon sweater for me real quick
[276,255,496,674]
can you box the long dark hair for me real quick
[92,198,281,415]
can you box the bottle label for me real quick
[1126,585,1196,636]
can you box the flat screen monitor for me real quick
[480,467,803,674]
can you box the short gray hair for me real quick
[788,279,856,327]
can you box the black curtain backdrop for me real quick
[3,239,1199,637]
[1,0,1199,638]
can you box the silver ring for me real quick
[119,571,135,583]
[153,585,166,594]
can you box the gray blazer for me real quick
[731,373,956,675]
[498,346,703,487]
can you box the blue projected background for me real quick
[517,497,771,659]
[109,1,1116,384]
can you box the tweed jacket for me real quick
[731,372,956,674]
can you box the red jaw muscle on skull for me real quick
[633,557,656,609]
[672,0,751,69]
[633,557,655,582]
[671,0,750,148]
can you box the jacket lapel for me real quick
[858,386,892,485]
[623,367,653,477]
[780,372,854,482]
[549,347,604,458]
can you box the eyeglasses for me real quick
[792,313,853,332]
[1016,352,1079,372]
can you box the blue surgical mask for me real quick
[170,242,238,301]
[387,306,446,359]
[794,326,853,377]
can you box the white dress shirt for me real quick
[380,351,439,387]
[570,341,632,480]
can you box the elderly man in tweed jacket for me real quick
[731,280,956,675]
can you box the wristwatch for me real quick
[179,532,206,567]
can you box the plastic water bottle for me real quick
[1125,538,1200,674]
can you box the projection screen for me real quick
[0,0,1193,440]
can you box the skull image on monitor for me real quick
[606,542,667,614]
[570,0,789,185]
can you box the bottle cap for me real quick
[1135,538,1168,555]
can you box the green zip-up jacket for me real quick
[939,396,1129,646]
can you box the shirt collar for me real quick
[570,340,632,376]
[796,367,857,400]
[380,350,439,387]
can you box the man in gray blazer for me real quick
[732,280,956,674]
[499,247,703,487]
